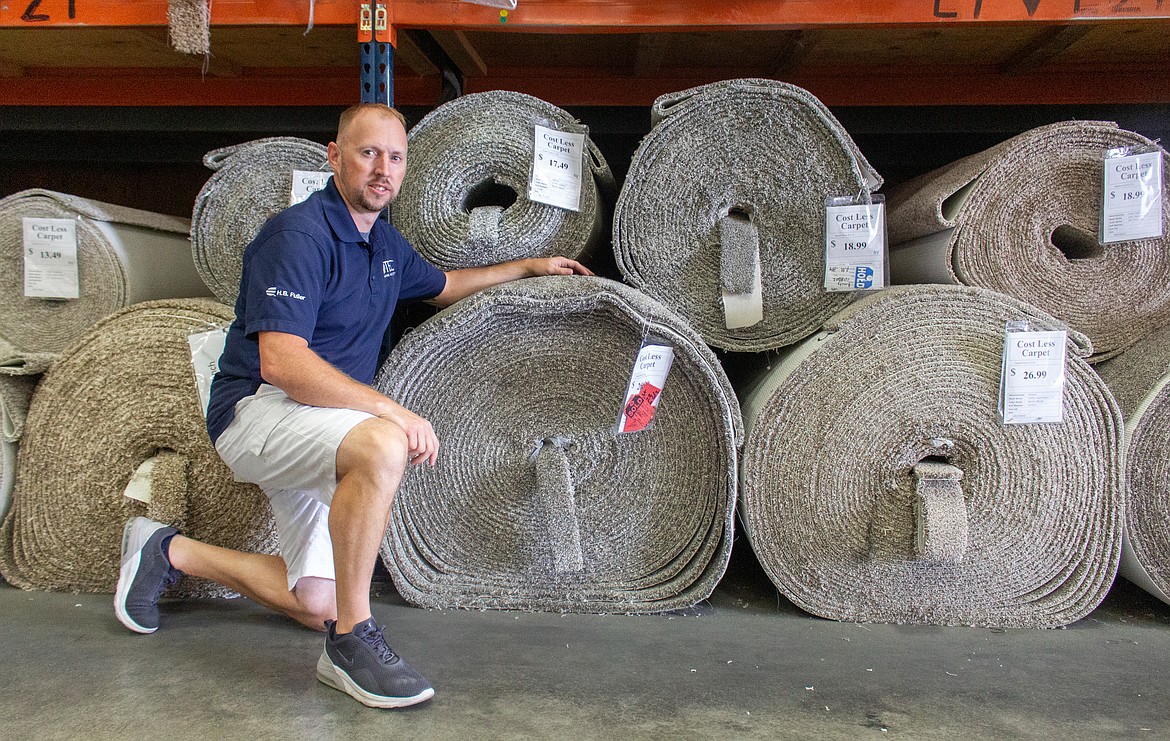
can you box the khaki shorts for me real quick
[214,384,374,590]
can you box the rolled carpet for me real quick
[613,78,883,352]
[191,137,330,304]
[393,90,616,270]
[1095,324,1170,605]
[0,189,208,356]
[0,299,276,597]
[740,284,1124,627]
[887,121,1170,363]
[373,276,742,612]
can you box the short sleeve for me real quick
[395,236,448,302]
[241,228,329,341]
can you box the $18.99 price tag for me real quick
[824,195,886,292]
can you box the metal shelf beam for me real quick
[2,0,1168,29]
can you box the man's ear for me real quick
[326,141,340,170]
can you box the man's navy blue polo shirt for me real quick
[206,177,446,444]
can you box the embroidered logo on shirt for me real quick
[265,287,306,300]
[382,259,396,278]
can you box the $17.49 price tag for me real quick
[999,324,1067,425]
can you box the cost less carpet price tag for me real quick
[999,323,1068,425]
[615,342,674,434]
[23,217,79,299]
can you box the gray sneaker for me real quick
[316,617,435,708]
[114,517,180,634]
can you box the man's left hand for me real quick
[524,256,594,277]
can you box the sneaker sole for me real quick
[316,651,435,709]
[114,519,157,635]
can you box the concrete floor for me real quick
[2,544,1168,741]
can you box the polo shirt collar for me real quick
[320,177,370,245]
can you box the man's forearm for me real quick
[258,331,401,418]
[430,256,593,308]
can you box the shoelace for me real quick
[152,567,181,603]
[357,623,401,665]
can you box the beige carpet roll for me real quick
[191,137,330,304]
[613,79,882,352]
[888,121,1170,362]
[0,436,13,536]
[0,189,207,356]
[393,90,615,270]
[0,299,276,597]
[374,276,742,612]
[1095,325,1170,605]
[740,285,1124,627]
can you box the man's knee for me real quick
[293,577,336,629]
[338,418,409,487]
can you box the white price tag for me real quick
[23,217,79,299]
[999,326,1067,425]
[528,124,585,212]
[824,197,886,292]
[1101,150,1163,243]
[188,326,228,418]
[290,170,332,206]
[615,343,674,434]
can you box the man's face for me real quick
[327,110,408,219]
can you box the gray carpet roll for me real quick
[373,276,742,612]
[613,79,883,352]
[191,137,330,304]
[740,285,1124,627]
[888,121,1170,363]
[393,90,616,270]
[1095,324,1170,605]
[0,436,13,535]
[0,299,276,597]
[0,189,207,356]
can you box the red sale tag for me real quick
[621,382,662,432]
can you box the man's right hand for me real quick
[258,330,440,466]
[379,404,439,467]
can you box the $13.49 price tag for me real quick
[23,217,79,299]
[999,324,1067,425]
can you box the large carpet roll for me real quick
[0,299,276,597]
[613,79,883,352]
[0,189,207,356]
[887,121,1170,363]
[740,285,1124,627]
[191,137,330,304]
[373,276,742,612]
[0,346,46,527]
[393,91,616,270]
[1095,325,1170,605]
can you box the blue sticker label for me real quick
[853,266,874,289]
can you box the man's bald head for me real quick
[337,103,406,146]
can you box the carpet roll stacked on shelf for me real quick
[0,372,38,525]
[887,121,1170,362]
[374,276,742,613]
[0,189,206,357]
[739,285,1124,627]
[1095,325,1170,606]
[191,137,330,304]
[393,90,616,270]
[0,300,276,597]
[613,78,882,352]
